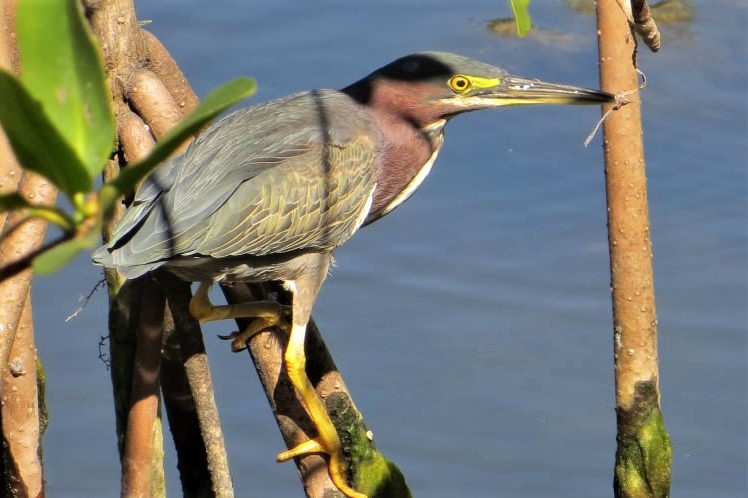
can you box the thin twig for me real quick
[65,276,106,322]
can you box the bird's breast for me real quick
[365,119,445,224]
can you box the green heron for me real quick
[94,52,613,498]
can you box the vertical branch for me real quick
[0,5,50,493]
[0,0,20,231]
[86,1,168,495]
[159,273,234,498]
[1,295,43,498]
[92,0,234,492]
[596,1,672,497]
[160,307,213,497]
[121,282,166,498]
[0,0,57,394]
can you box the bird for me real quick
[93,51,613,498]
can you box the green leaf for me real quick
[510,0,533,37]
[104,77,256,207]
[31,220,100,275]
[0,70,92,196]
[16,0,115,180]
[32,238,84,275]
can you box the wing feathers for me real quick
[97,90,380,276]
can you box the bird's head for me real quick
[343,51,614,127]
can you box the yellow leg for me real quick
[188,264,364,497]
[279,322,366,498]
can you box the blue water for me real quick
[33,1,746,497]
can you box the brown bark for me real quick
[160,307,213,497]
[118,110,155,164]
[142,30,199,114]
[597,2,671,497]
[0,4,46,495]
[121,282,165,498]
[0,0,18,76]
[159,274,234,498]
[631,0,661,52]
[219,283,411,498]
[93,2,233,493]
[126,68,183,140]
[0,0,20,230]
[1,295,43,498]
[0,171,57,497]
[87,2,168,496]
[221,284,339,497]
[87,0,148,112]
[0,0,57,391]
[597,0,660,413]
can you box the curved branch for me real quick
[142,30,199,114]
[126,68,183,140]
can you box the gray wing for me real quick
[93,90,379,277]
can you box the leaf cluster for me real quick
[0,0,255,275]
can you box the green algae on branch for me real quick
[614,380,672,498]
[326,392,412,498]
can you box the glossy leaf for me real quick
[0,70,91,196]
[510,0,533,37]
[32,238,84,275]
[104,77,256,206]
[31,219,99,275]
[16,0,115,180]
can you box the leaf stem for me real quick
[25,206,75,232]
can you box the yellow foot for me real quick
[218,316,290,352]
[278,438,367,498]
[189,282,290,324]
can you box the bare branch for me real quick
[121,280,166,498]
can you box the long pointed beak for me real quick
[482,75,614,106]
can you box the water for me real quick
[33,1,746,497]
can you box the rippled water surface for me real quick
[33,1,746,497]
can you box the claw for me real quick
[218,315,291,352]
[278,438,367,498]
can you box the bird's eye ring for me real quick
[449,75,471,93]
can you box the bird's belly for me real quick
[163,249,333,284]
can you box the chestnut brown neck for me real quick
[343,78,447,225]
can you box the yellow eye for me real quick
[449,75,471,93]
